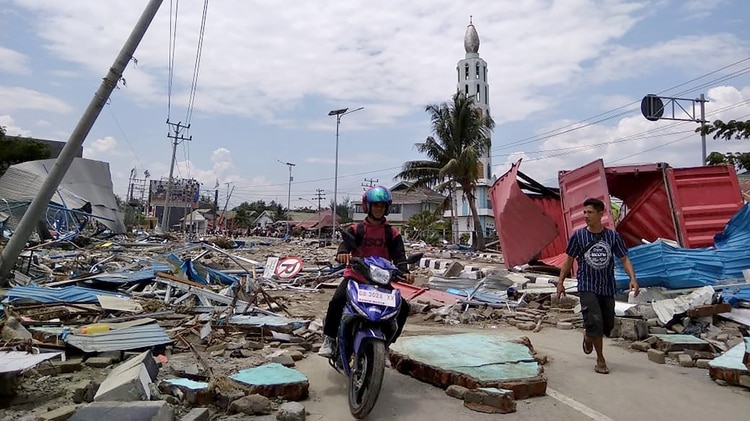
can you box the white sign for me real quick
[263,257,279,279]
[274,256,304,279]
[357,288,397,307]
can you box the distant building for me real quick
[5,135,83,158]
[352,182,446,229]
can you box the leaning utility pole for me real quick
[159,120,191,232]
[0,0,164,285]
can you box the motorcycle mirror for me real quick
[406,253,424,264]
[338,227,358,250]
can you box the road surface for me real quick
[294,324,750,421]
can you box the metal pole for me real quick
[160,138,178,232]
[699,93,707,166]
[0,0,164,283]
[333,115,341,236]
[286,164,292,236]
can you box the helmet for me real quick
[362,186,392,216]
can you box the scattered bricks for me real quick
[68,401,173,421]
[181,408,210,421]
[216,390,245,410]
[276,402,306,421]
[270,353,296,367]
[159,378,213,405]
[94,362,151,402]
[516,322,536,331]
[630,342,651,352]
[443,261,464,278]
[556,322,574,330]
[286,351,305,362]
[678,354,694,367]
[115,351,159,382]
[667,351,684,360]
[672,324,685,334]
[647,318,660,327]
[229,394,273,416]
[245,341,265,351]
[85,357,115,368]
[38,405,79,421]
[696,359,712,369]
[69,379,98,403]
[647,349,666,364]
[463,387,517,414]
[717,333,729,342]
[649,327,669,335]
[619,318,648,341]
[727,337,743,348]
[739,375,750,388]
[446,384,469,400]
[687,303,732,318]
[644,336,658,345]
[38,359,83,376]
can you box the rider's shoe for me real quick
[318,336,334,357]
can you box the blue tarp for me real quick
[166,253,239,286]
[2,285,124,304]
[722,287,750,306]
[615,203,750,291]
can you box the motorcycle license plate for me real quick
[357,289,397,307]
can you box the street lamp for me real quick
[277,160,296,236]
[328,106,363,236]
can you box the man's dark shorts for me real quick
[579,291,615,337]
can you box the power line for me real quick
[166,0,179,120]
[185,0,209,126]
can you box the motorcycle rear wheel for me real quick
[348,339,386,419]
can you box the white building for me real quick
[445,18,496,243]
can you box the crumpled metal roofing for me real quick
[615,203,750,290]
[2,285,125,304]
[63,323,172,352]
[0,157,125,233]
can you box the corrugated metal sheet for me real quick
[669,165,744,248]
[558,159,615,237]
[2,285,125,304]
[63,323,172,352]
[0,351,63,374]
[527,196,567,259]
[615,203,750,290]
[489,160,560,267]
[615,175,677,247]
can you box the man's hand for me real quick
[336,253,351,265]
[556,281,566,301]
[629,278,640,297]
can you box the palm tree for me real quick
[396,92,495,250]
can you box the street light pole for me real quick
[278,160,296,237]
[328,107,363,237]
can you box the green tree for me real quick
[0,133,52,177]
[329,195,352,224]
[404,210,449,246]
[396,92,495,250]
[698,119,750,171]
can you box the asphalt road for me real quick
[294,324,750,421]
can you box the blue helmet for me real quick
[362,186,392,216]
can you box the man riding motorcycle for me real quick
[318,185,414,357]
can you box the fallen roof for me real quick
[63,323,172,353]
[0,351,63,374]
[2,285,126,304]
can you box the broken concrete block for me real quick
[85,357,115,368]
[443,261,464,278]
[516,322,536,331]
[556,322,574,330]
[216,389,245,410]
[230,363,309,401]
[229,394,272,416]
[649,327,668,335]
[270,353,296,367]
[717,333,729,342]
[709,343,750,386]
[696,359,712,369]
[68,401,173,421]
[38,405,79,421]
[739,375,750,388]
[630,341,651,352]
[115,351,159,382]
[181,407,210,421]
[276,401,306,421]
[463,387,516,414]
[69,379,98,403]
[286,350,305,362]
[619,318,648,341]
[39,359,83,376]
[647,349,666,364]
[94,362,151,402]
[160,378,213,405]
[446,384,469,400]
[678,354,694,367]
[1,317,32,341]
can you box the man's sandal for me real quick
[582,337,593,355]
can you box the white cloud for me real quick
[0,46,30,74]
[0,86,72,113]
[84,136,120,159]
[0,115,32,136]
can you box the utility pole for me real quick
[362,178,378,190]
[212,180,219,234]
[640,93,708,165]
[313,188,326,239]
[277,160,296,236]
[160,120,191,233]
[0,0,164,284]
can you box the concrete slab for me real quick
[113,351,159,381]
[94,362,151,402]
[230,363,309,401]
[389,333,547,399]
[68,401,173,421]
[709,343,750,386]
[160,378,213,405]
[650,334,712,352]
[745,337,750,371]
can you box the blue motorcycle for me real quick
[328,231,422,418]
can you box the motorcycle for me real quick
[328,228,422,419]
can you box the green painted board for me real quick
[709,343,749,372]
[230,363,308,386]
[390,333,540,381]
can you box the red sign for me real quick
[274,256,304,279]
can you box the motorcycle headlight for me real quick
[369,264,391,285]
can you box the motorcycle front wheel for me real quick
[348,339,386,419]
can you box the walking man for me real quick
[556,198,639,374]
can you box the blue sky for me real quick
[1,0,749,210]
